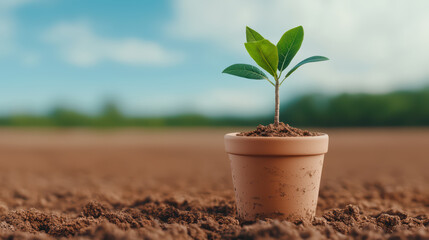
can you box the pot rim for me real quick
[224,132,329,156]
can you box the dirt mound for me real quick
[0,181,427,239]
[238,122,320,137]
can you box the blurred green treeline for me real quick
[1,87,428,127]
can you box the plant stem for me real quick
[274,79,280,126]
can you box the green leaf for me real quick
[284,56,329,79]
[244,39,278,78]
[246,26,264,42]
[222,64,268,80]
[277,26,304,71]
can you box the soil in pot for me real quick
[237,122,321,137]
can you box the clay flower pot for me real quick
[224,133,329,221]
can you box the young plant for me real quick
[222,26,328,126]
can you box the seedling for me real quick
[222,26,328,126]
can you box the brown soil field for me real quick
[0,128,428,239]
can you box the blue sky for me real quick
[1,0,429,117]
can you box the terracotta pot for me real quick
[224,133,329,221]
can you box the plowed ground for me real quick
[0,128,428,239]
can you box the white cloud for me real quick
[191,88,272,117]
[21,52,40,66]
[0,1,24,55]
[120,86,274,117]
[168,0,429,93]
[44,21,184,67]
[0,17,14,54]
[0,0,34,9]
[0,0,40,64]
